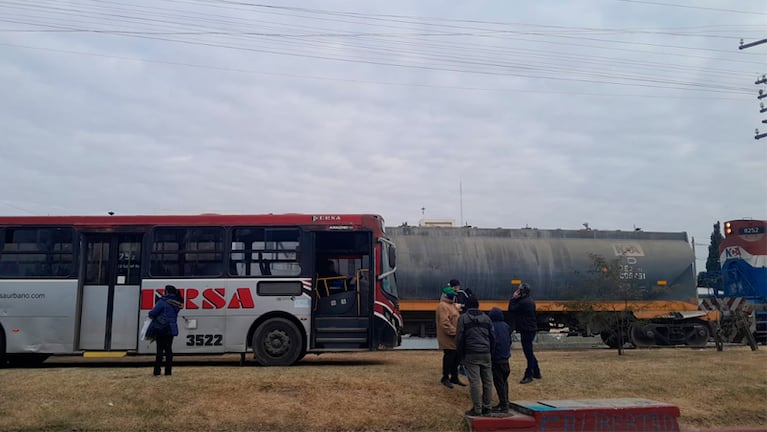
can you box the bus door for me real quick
[312,231,372,349]
[78,234,143,350]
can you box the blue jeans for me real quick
[464,352,494,413]
[520,331,540,379]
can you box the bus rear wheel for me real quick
[252,318,303,366]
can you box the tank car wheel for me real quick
[600,330,620,349]
[684,323,710,347]
[252,318,303,366]
[629,322,656,347]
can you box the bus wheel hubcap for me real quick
[265,330,289,356]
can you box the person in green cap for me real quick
[436,284,466,388]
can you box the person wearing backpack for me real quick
[148,285,183,376]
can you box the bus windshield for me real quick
[380,238,398,299]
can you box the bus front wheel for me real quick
[252,318,303,366]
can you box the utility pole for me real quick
[459,180,463,227]
[755,76,767,140]
[740,38,767,140]
[758,75,767,140]
[739,38,767,50]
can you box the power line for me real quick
[612,0,767,16]
[0,201,36,215]
[1,21,752,93]
[0,18,756,82]
[1,42,749,100]
[2,0,763,57]
[740,38,767,50]
[0,0,760,96]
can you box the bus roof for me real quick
[0,213,386,230]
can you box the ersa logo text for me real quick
[140,287,255,310]
[312,215,342,222]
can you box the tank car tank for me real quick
[388,225,712,347]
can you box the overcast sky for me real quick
[1,0,765,270]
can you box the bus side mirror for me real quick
[388,246,397,268]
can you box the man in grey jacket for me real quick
[456,296,495,416]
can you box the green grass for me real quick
[0,346,764,431]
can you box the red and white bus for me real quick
[0,214,402,366]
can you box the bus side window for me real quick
[231,241,247,276]
[0,228,74,278]
[0,260,19,277]
[259,256,272,276]
[150,261,165,276]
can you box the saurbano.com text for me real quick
[0,292,46,300]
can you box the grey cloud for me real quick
[1,1,765,272]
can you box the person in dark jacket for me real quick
[456,296,495,416]
[489,307,512,412]
[449,279,471,377]
[507,283,540,384]
[148,284,183,376]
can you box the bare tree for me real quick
[565,253,650,355]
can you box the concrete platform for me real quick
[465,398,680,431]
[398,334,604,350]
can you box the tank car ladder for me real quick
[736,311,758,351]
[704,297,758,351]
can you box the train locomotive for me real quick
[715,219,767,344]
[388,224,713,348]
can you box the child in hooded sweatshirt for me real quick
[489,307,512,413]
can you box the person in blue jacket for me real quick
[148,284,183,376]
